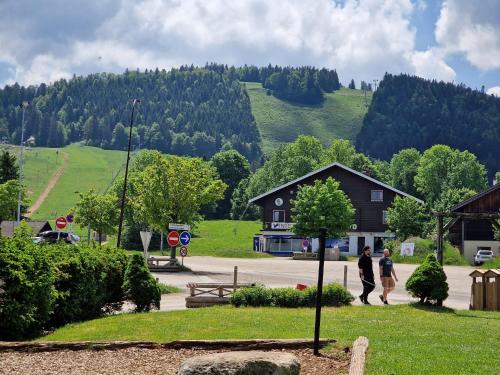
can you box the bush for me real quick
[123,254,161,312]
[388,238,468,266]
[0,226,56,339]
[231,283,353,308]
[405,254,449,305]
[47,244,127,327]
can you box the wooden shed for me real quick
[0,220,52,237]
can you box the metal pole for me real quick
[234,266,238,290]
[116,99,140,248]
[343,265,348,289]
[313,227,327,356]
[437,214,443,265]
[17,102,28,224]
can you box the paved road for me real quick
[154,256,474,310]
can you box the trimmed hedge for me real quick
[231,283,354,308]
[0,224,128,339]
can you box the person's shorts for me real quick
[381,277,395,288]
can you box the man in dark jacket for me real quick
[358,245,375,304]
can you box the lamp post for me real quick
[116,99,140,248]
[16,101,30,224]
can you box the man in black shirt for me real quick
[358,245,375,304]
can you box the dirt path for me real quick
[27,152,69,217]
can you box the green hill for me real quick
[246,82,372,154]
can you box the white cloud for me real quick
[0,0,457,86]
[486,86,500,97]
[436,0,500,70]
[410,49,456,82]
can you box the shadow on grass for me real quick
[408,302,455,314]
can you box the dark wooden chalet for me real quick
[249,162,423,256]
[0,220,52,237]
[448,183,499,261]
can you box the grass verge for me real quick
[158,283,182,294]
[38,304,500,375]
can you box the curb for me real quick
[0,338,336,353]
[348,336,369,375]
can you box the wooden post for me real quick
[437,214,444,266]
[314,227,327,356]
[343,265,348,289]
[233,266,238,290]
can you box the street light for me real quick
[17,101,30,224]
[116,99,140,248]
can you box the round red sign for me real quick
[56,216,67,229]
[167,231,180,247]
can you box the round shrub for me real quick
[303,283,354,307]
[0,226,56,339]
[405,254,449,305]
[123,254,161,312]
[231,286,272,307]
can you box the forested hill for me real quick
[0,67,262,162]
[356,73,500,176]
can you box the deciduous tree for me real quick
[386,196,427,241]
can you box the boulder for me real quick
[178,350,300,375]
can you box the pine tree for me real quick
[0,151,18,184]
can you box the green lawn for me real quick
[30,144,126,228]
[39,304,500,375]
[0,145,64,208]
[246,82,371,154]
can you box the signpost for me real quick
[180,245,188,266]
[66,214,74,233]
[313,227,327,356]
[180,231,191,246]
[169,223,190,231]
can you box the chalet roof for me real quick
[249,162,424,204]
[0,220,52,237]
[450,183,500,212]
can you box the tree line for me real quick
[0,67,262,162]
[356,73,500,178]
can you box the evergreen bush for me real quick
[123,254,161,312]
[0,225,56,339]
[405,254,449,305]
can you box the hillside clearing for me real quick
[246,83,371,154]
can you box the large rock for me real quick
[178,350,300,375]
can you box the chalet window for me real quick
[371,190,383,202]
[273,210,285,222]
[382,210,388,224]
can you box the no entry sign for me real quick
[167,231,180,247]
[56,216,67,230]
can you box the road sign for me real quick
[56,216,67,229]
[167,231,180,247]
[66,214,74,223]
[140,231,153,254]
[168,223,190,231]
[180,246,188,257]
[180,231,191,246]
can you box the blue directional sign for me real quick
[180,231,191,246]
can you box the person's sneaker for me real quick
[379,294,384,303]
[363,300,371,305]
[384,300,389,305]
[359,295,365,303]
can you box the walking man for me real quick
[379,248,398,305]
[358,245,375,304]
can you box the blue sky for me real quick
[0,0,499,95]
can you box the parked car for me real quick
[473,250,494,265]
[38,231,80,245]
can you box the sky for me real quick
[0,0,499,95]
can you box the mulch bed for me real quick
[0,347,351,374]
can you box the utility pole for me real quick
[373,79,379,92]
[17,101,29,224]
[116,99,140,248]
